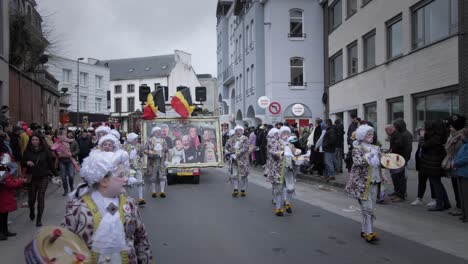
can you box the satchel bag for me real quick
[441,155,452,171]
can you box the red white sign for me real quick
[269,102,281,115]
[257,96,270,109]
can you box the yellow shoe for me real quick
[160,192,166,198]
[240,190,246,197]
[232,190,239,197]
[285,204,292,214]
[151,192,157,198]
[138,199,146,205]
[365,233,379,242]
[275,208,284,217]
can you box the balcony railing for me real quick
[223,64,234,83]
[60,94,71,107]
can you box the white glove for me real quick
[164,161,169,167]
[127,177,138,186]
[230,154,237,160]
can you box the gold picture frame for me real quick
[141,117,224,168]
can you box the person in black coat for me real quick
[77,130,94,164]
[22,133,55,227]
[322,119,336,179]
[412,127,436,206]
[419,120,450,211]
[389,119,413,202]
[334,119,345,173]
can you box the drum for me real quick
[380,153,406,169]
[25,226,91,264]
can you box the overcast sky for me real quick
[37,0,218,75]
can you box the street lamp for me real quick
[76,57,84,126]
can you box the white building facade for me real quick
[197,74,218,114]
[46,55,110,125]
[217,0,324,127]
[102,50,201,131]
[323,0,460,144]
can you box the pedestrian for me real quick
[454,135,468,222]
[63,150,154,263]
[144,127,169,198]
[313,121,327,176]
[52,129,75,196]
[225,125,250,197]
[319,119,336,181]
[419,120,451,211]
[0,135,25,241]
[249,128,257,165]
[268,126,297,216]
[334,119,345,173]
[345,125,382,242]
[307,118,323,175]
[67,130,80,162]
[77,130,93,164]
[22,133,54,227]
[345,114,359,172]
[388,119,413,202]
[443,114,467,217]
[412,127,436,207]
[124,133,145,206]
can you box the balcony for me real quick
[60,94,71,108]
[223,64,234,85]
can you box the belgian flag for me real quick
[171,87,196,119]
[152,86,166,114]
[141,93,157,120]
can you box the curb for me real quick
[296,173,347,189]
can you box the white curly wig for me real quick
[127,132,138,143]
[95,126,111,135]
[80,150,129,186]
[355,124,374,142]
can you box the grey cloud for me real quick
[37,0,217,75]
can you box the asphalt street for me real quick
[1,168,467,264]
[136,168,468,264]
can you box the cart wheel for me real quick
[192,176,200,184]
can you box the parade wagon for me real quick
[141,117,224,184]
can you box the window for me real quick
[127,84,135,93]
[386,14,403,59]
[289,9,304,37]
[414,90,459,134]
[79,96,87,111]
[290,57,304,86]
[115,98,122,113]
[387,97,404,124]
[114,85,122,94]
[128,97,135,112]
[79,72,88,86]
[246,25,250,47]
[62,69,72,83]
[412,0,458,50]
[250,20,254,44]
[95,75,103,89]
[330,51,343,84]
[163,86,169,101]
[347,0,357,17]
[251,65,255,88]
[246,68,250,90]
[329,0,342,32]
[95,98,102,112]
[347,41,358,76]
[362,0,372,7]
[364,103,377,128]
[363,29,376,70]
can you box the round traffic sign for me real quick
[292,103,305,116]
[269,102,281,115]
[257,96,270,109]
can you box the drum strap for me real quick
[82,194,129,264]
